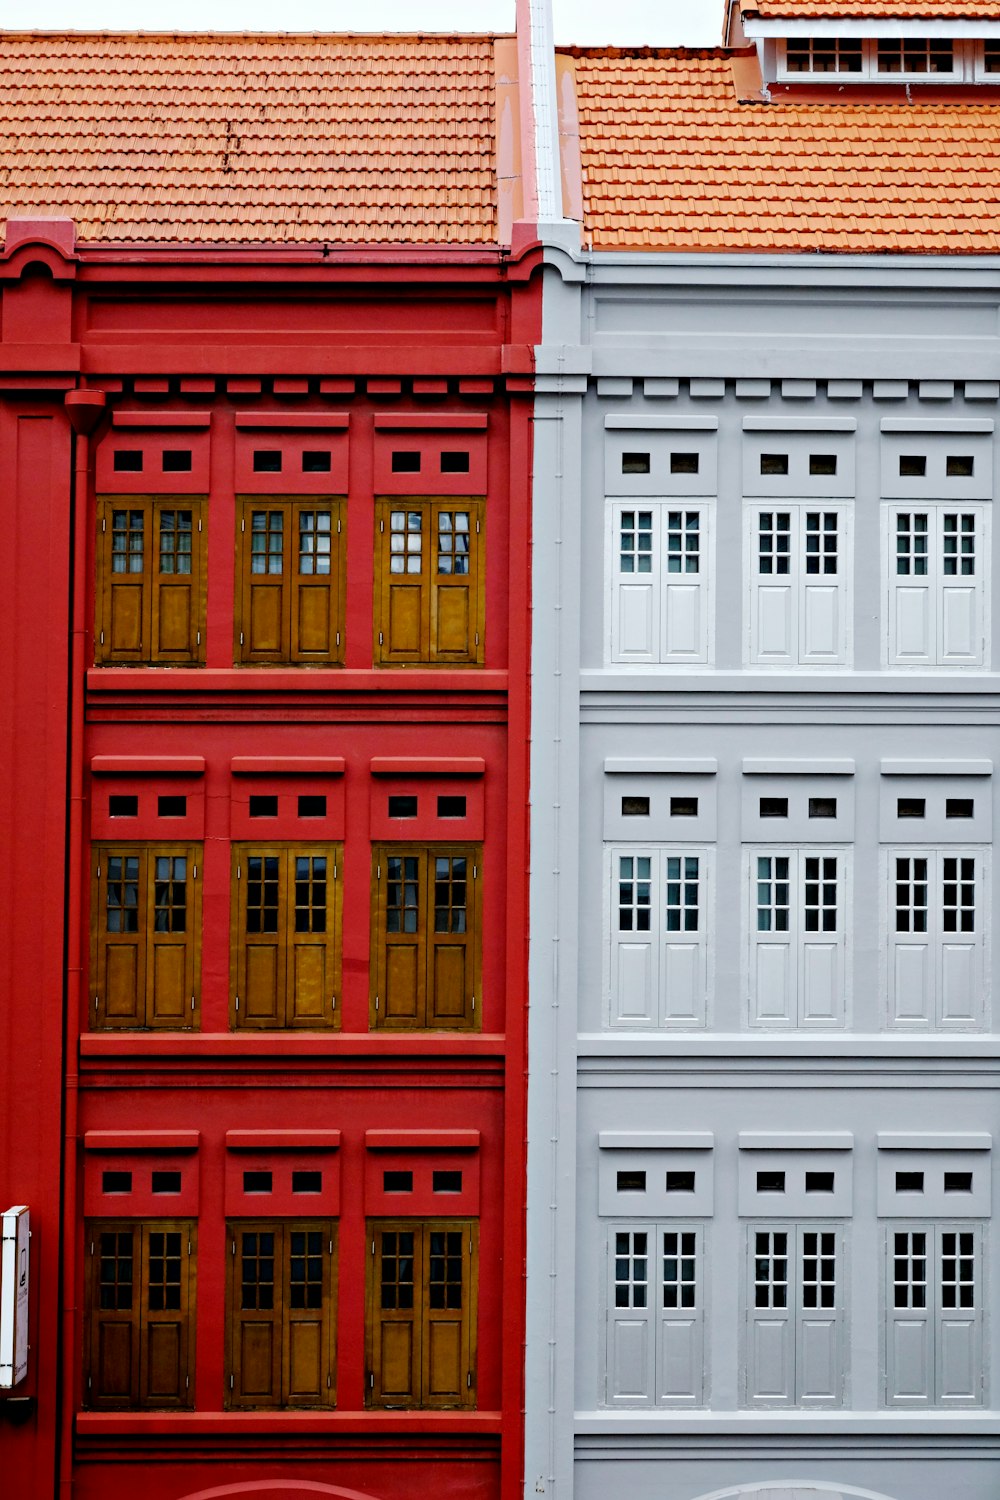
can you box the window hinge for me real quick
[241,518,245,533]
[193,864,198,879]
[235,996,240,1011]
[331,995,336,1010]
[239,631,245,646]
[87,1375,92,1390]
[374,996,379,1011]
[335,631,341,646]
[476,518,480,534]
[379,632,384,645]
[337,517,342,534]
[188,1238,192,1254]
[473,864,478,879]
[191,995,196,1011]
[467,1371,472,1388]
[474,632,479,646]
[237,865,241,879]
[101,517,107,533]
[198,516,203,533]
[371,1239,375,1256]
[369,1372,374,1389]
[94,995,99,1011]
[89,1240,94,1256]
[231,1239,236,1256]
[185,1376,190,1389]
[327,1374,332,1388]
[329,1240,334,1255]
[196,630,201,646]
[99,630,105,645]
[376,864,380,879]
[471,995,476,1011]
[230,1374,234,1390]
[380,520,385,533]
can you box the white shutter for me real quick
[746,1227,793,1406]
[799,508,849,666]
[887,508,934,666]
[887,850,934,1027]
[661,507,709,664]
[936,1227,982,1405]
[610,851,657,1027]
[611,506,659,663]
[607,1228,655,1405]
[749,851,794,1027]
[799,852,845,1027]
[748,508,794,665]
[795,1226,841,1405]
[659,851,708,1027]
[938,510,985,666]
[885,1226,933,1406]
[657,1226,703,1406]
[937,852,983,1028]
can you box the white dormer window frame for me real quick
[776,36,992,84]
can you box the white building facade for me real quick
[523,4,1000,1497]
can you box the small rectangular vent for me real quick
[113,450,143,472]
[616,1170,646,1193]
[162,450,193,473]
[391,451,421,473]
[384,1171,413,1193]
[298,795,327,818]
[292,1171,323,1194]
[102,1171,133,1194]
[432,1171,463,1193]
[243,1171,273,1194]
[440,451,471,474]
[665,1171,696,1193]
[152,1171,182,1194]
[248,795,278,818]
[621,452,650,475]
[252,450,282,473]
[388,795,418,819]
[109,795,139,818]
[302,451,332,473]
[158,795,187,818]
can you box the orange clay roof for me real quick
[0,32,500,245]
[567,46,1000,253]
[742,0,1000,18]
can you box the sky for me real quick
[2,0,725,46]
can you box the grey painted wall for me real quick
[525,253,1000,1500]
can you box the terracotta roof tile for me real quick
[566,46,1000,253]
[0,32,500,245]
[744,0,1000,17]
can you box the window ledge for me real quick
[79,1032,506,1060]
[76,1409,503,1436]
[87,668,509,693]
[582,669,999,695]
[578,1032,1000,1059]
[574,1410,1000,1435]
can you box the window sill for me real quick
[87,667,509,693]
[79,1031,506,1059]
[76,1408,503,1436]
[575,1409,1000,1435]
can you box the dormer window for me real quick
[876,38,954,76]
[785,37,861,74]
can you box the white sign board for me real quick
[0,1206,29,1388]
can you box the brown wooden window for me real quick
[231,844,342,1029]
[85,1220,195,1409]
[235,499,345,664]
[91,844,201,1030]
[374,499,484,665]
[370,845,481,1030]
[226,1220,336,1409]
[96,498,205,664]
[366,1220,477,1409]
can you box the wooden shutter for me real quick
[87,1223,141,1407]
[289,501,344,664]
[429,501,483,664]
[372,846,480,1030]
[86,1221,194,1411]
[228,1222,282,1408]
[140,1223,195,1408]
[372,848,427,1027]
[367,1220,476,1410]
[96,500,150,663]
[92,844,199,1030]
[368,1222,421,1406]
[151,503,204,663]
[423,1221,477,1409]
[233,846,340,1029]
[375,501,429,663]
[426,848,478,1029]
[227,1221,336,1410]
[237,504,289,662]
[146,847,200,1028]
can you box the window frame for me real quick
[84,1218,196,1410]
[370,843,482,1031]
[95,496,206,665]
[230,842,342,1031]
[373,497,485,666]
[883,502,989,669]
[235,496,346,666]
[745,501,852,668]
[605,1220,706,1408]
[607,844,713,1029]
[883,1222,984,1407]
[225,1218,337,1410]
[366,1218,478,1410]
[743,1221,845,1410]
[883,846,987,1031]
[777,35,972,83]
[745,846,850,1029]
[607,499,714,666]
[90,842,201,1031]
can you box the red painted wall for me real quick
[0,226,541,1500]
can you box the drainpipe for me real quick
[59,387,106,1500]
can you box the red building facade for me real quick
[0,30,541,1500]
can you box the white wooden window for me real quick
[609,501,711,665]
[607,1224,704,1407]
[610,848,710,1027]
[746,504,851,666]
[745,1224,844,1408]
[886,849,986,1029]
[748,849,847,1028]
[779,37,970,83]
[885,1225,984,1407]
[885,505,987,667]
